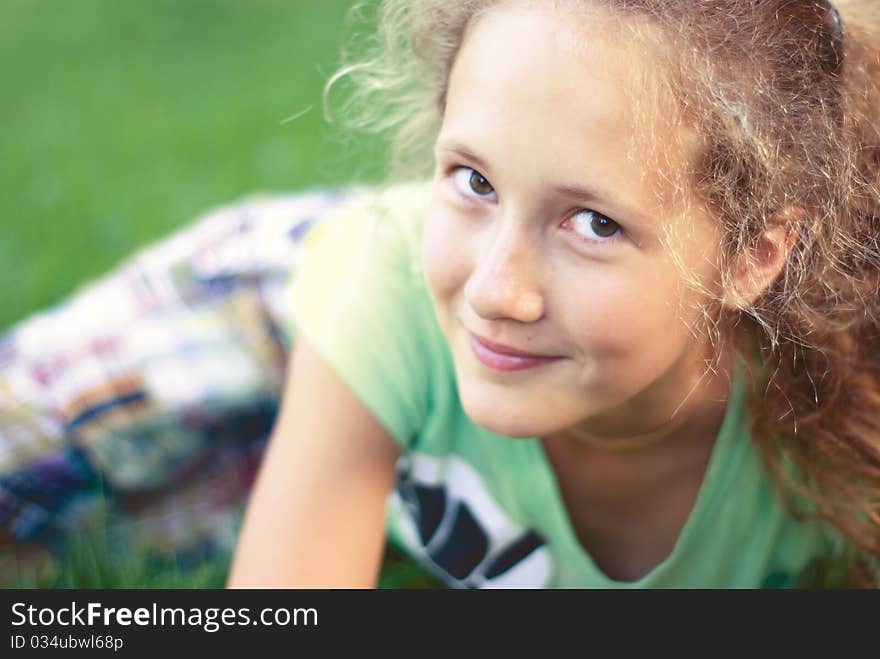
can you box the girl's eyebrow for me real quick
[437,137,655,233]
[436,139,493,175]
[439,138,608,202]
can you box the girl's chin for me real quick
[458,385,560,439]
[468,414,542,439]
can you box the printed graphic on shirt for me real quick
[388,452,552,588]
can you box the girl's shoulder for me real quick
[288,179,442,452]
[304,179,433,245]
[294,178,435,309]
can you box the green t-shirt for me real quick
[288,181,838,588]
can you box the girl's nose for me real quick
[464,228,545,323]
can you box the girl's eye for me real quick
[567,209,623,245]
[451,167,496,199]
[447,167,623,247]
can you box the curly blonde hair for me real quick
[325,0,880,587]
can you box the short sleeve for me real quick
[288,183,435,450]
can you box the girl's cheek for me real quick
[422,206,472,301]
[561,272,676,359]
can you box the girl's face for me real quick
[423,3,728,441]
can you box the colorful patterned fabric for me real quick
[0,186,367,577]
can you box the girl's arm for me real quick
[226,335,401,588]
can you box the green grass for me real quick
[1,0,388,332]
[0,0,440,588]
[1,496,443,589]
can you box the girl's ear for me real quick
[722,207,801,310]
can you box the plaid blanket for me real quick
[0,186,367,580]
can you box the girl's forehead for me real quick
[468,0,663,67]
[445,2,706,221]
[461,1,687,126]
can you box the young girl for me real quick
[3,0,879,587]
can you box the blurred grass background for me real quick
[0,0,388,332]
[1,0,440,588]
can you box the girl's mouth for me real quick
[467,332,563,372]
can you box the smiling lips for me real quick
[468,332,563,372]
